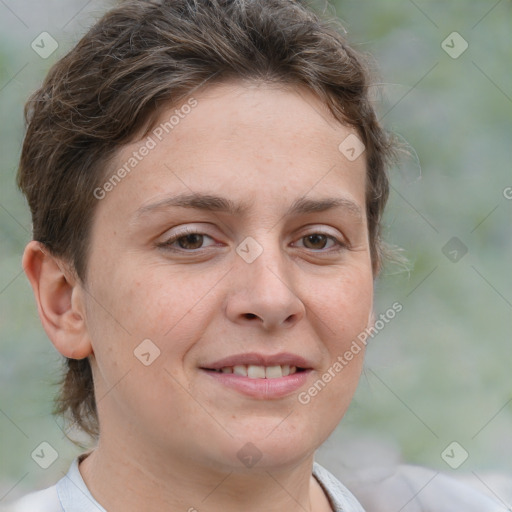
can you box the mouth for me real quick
[199,352,313,399]
[203,364,305,379]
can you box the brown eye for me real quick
[176,233,204,250]
[159,230,217,252]
[303,233,329,250]
[293,231,346,253]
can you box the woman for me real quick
[8,0,407,510]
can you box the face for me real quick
[82,80,374,472]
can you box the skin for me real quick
[23,80,374,512]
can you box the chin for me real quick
[209,417,328,472]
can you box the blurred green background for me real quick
[1,0,511,504]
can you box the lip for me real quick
[201,368,312,399]
[199,352,314,400]
[201,352,313,370]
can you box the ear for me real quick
[22,241,92,360]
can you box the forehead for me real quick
[160,79,356,155]
[96,80,367,223]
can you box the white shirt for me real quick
[1,457,365,512]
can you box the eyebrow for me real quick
[134,192,363,221]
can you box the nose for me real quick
[224,240,306,331]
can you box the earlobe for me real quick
[22,241,93,360]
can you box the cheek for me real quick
[297,270,371,432]
[309,265,374,347]
[84,261,211,425]
[85,260,225,368]
[90,259,196,328]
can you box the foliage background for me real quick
[1,0,511,504]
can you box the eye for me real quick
[294,232,346,252]
[158,228,217,251]
[157,227,346,253]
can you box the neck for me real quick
[79,436,332,512]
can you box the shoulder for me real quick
[0,485,62,512]
[338,464,510,512]
[0,455,100,512]
[313,462,366,512]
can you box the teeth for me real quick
[233,365,247,376]
[247,365,266,378]
[265,365,283,379]
[215,365,299,379]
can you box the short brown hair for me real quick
[18,0,395,438]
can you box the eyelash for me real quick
[157,227,348,253]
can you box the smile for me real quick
[209,364,301,379]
